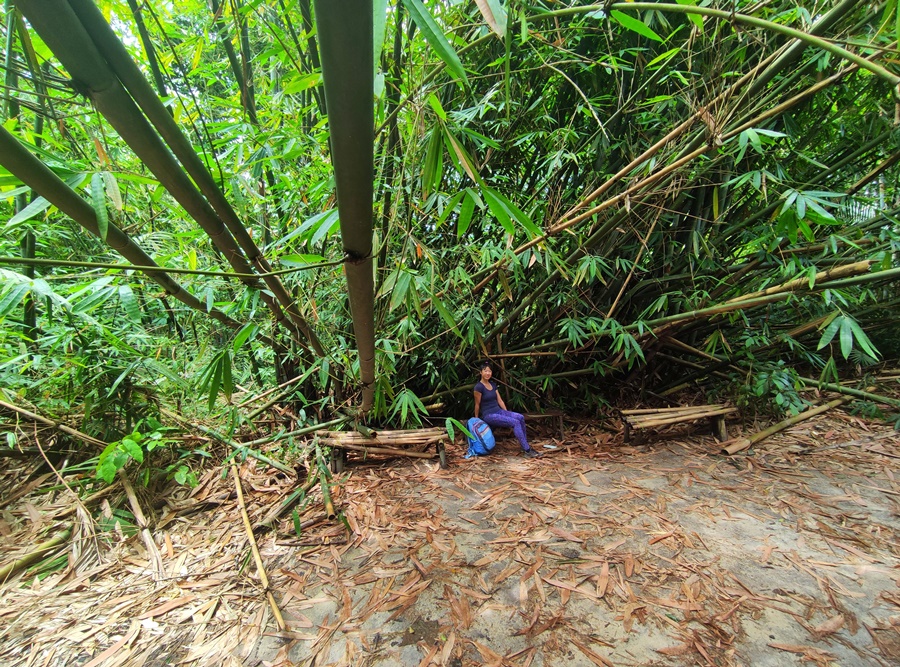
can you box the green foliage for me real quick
[96,419,194,485]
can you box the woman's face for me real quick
[480,366,492,382]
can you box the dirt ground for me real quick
[1,411,899,667]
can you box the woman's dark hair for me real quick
[479,359,493,370]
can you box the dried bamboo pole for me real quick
[722,395,854,455]
[0,523,72,583]
[118,471,165,581]
[231,466,286,631]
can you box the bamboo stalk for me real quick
[0,524,72,583]
[231,466,286,631]
[726,261,873,304]
[722,395,853,455]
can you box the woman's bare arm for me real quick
[474,390,482,418]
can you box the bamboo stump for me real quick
[316,427,450,470]
[621,404,737,444]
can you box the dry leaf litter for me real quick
[0,412,898,667]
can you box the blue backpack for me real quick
[465,417,496,458]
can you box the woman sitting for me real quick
[473,361,540,458]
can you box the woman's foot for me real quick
[522,448,541,458]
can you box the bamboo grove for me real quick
[1,0,899,449]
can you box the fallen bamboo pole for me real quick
[0,523,72,583]
[797,378,900,409]
[722,395,853,455]
[231,466,286,631]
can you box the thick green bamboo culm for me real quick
[0,126,241,331]
[314,0,376,412]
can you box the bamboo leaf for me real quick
[7,195,52,228]
[816,313,841,350]
[232,323,259,353]
[0,282,30,317]
[839,317,853,359]
[208,355,223,411]
[422,127,444,198]
[475,0,507,38]
[373,0,389,73]
[102,171,123,211]
[610,10,664,43]
[91,172,109,242]
[400,0,468,82]
[118,285,142,323]
[482,186,514,235]
[443,125,480,184]
[280,253,326,267]
[675,0,704,30]
[221,351,233,403]
[432,294,461,335]
[457,190,475,237]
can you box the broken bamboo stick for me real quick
[231,465,286,632]
[721,395,853,455]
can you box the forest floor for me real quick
[0,410,898,667]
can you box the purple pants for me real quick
[482,410,530,451]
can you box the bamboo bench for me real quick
[620,404,737,443]
[316,427,449,472]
